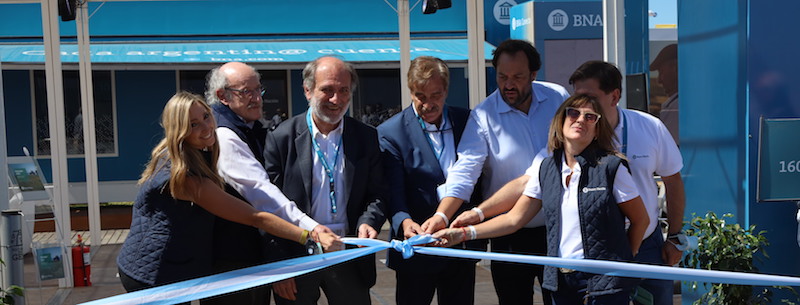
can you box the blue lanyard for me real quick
[620,110,628,155]
[306,111,342,214]
[416,107,448,160]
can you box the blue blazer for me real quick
[377,105,484,272]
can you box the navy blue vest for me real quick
[539,148,638,296]
[211,103,267,166]
[210,103,267,264]
[117,160,216,285]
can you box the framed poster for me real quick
[33,245,65,281]
[7,156,49,201]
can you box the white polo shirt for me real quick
[614,107,683,237]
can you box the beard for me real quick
[501,88,532,108]
[310,96,347,125]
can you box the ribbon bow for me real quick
[389,234,438,259]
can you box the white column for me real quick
[76,2,102,252]
[467,0,487,109]
[399,0,411,109]
[41,0,74,288]
[0,61,8,213]
[603,0,627,108]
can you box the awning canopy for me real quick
[0,38,495,64]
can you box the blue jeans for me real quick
[550,271,631,305]
[632,231,674,305]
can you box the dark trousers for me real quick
[273,260,371,305]
[395,257,476,305]
[550,271,630,305]
[199,259,272,305]
[632,231,673,305]
[490,226,551,305]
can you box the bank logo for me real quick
[548,9,568,31]
[493,0,517,25]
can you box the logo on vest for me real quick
[582,186,607,193]
[631,154,650,160]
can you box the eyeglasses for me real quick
[565,107,602,124]
[224,86,265,99]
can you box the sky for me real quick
[648,0,678,28]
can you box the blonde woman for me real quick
[117,92,341,292]
[434,94,649,305]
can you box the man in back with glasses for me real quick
[205,61,336,304]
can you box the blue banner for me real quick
[0,39,495,64]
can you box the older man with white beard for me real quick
[263,56,386,305]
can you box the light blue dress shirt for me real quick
[442,81,569,228]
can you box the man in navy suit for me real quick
[264,56,385,305]
[377,56,483,305]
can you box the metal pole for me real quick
[467,0,486,109]
[399,0,411,109]
[603,0,627,108]
[41,0,74,287]
[0,59,9,213]
[1,210,24,305]
[76,0,102,253]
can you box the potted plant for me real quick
[682,212,795,305]
[0,259,23,305]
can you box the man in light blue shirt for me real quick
[421,39,569,305]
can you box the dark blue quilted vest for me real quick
[117,160,215,285]
[210,102,267,263]
[211,103,267,166]
[539,148,638,296]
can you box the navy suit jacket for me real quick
[264,111,385,286]
[377,105,484,272]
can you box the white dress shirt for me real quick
[523,153,639,259]
[443,81,569,228]
[216,127,320,231]
[412,106,456,179]
[308,118,349,237]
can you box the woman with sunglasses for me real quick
[117,92,342,293]
[434,94,648,304]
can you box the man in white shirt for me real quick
[206,62,335,304]
[422,39,569,305]
[263,56,385,305]
[453,61,686,305]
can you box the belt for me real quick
[559,267,576,274]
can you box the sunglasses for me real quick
[565,107,602,124]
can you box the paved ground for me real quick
[23,229,681,305]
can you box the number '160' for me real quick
[779,161,800,173]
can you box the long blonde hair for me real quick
[139,92,223,199]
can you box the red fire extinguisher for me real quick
[72,234,92,286]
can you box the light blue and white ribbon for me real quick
[82,235,800,305]
[344,236,800,287]
[80,246,383,305]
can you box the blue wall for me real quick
[0,0,467,39]
[747,0,800,298]
[2,70,176,182]
[680,0,800,303]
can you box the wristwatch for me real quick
[305,237,323,255]
[666,232,689,251]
